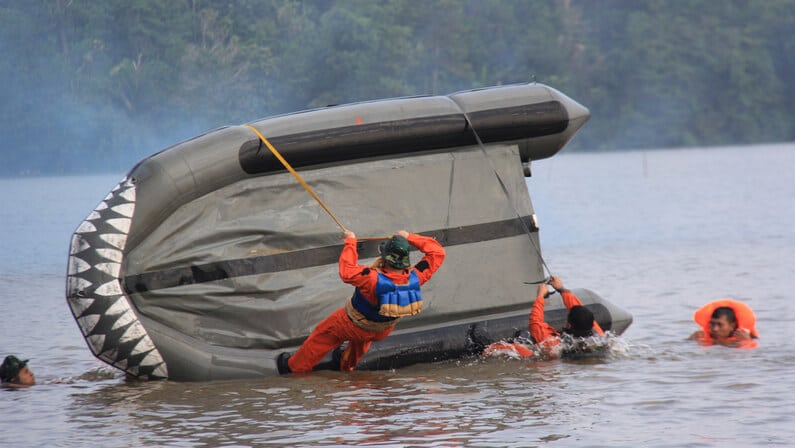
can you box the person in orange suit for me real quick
[483,276,603,359]
[279,229,445,374]
[689,299,759,348]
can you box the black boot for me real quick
[328,347,343,371]
[277,352,292,374]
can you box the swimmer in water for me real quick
[1,355,35,387]
[689,299,759,348]
[484,276,606,359]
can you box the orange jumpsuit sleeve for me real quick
[529,293,558,343]
[338,237,379,303]
[406,233,445,285]
[560,290,604,335]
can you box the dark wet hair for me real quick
[711,306,737,325]
[566,305,595,338]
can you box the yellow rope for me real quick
[244,124,348,232]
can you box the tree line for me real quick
[1,0,793,175]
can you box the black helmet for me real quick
[0,355,28,382]
[566,306,595,338]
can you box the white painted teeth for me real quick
[66,176,168,379]
[111,203,134,217]
[99,234,126,249]
[75,221,97,234]
[106,218,131,234]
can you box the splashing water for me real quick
[483,331,631,362]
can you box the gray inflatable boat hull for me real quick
[66,83,631,381]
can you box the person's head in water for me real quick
[379,235,411,270]
[565,305,595,338]
[709,306,738,340]
[0,355,35,386]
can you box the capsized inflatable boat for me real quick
[66,83,632,381]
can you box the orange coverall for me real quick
[483,289,604,358]
[288,233,445,373]
[530,289,604,355]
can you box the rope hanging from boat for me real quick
[454,108,554,280]
[244,124,349,233]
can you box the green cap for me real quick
[0,355,28,382]
[379,235,411,269]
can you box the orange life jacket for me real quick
[482,341,534,358]
[693,299,759,339]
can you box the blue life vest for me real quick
[351,271,423,321]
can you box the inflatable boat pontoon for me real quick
[66,83,632,381]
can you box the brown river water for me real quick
[1,144,792,447]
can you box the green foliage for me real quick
[1,0,794,175]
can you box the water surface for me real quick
[1,144,793,447]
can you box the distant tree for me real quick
[1,0,794,176]
[571,0,792,150]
